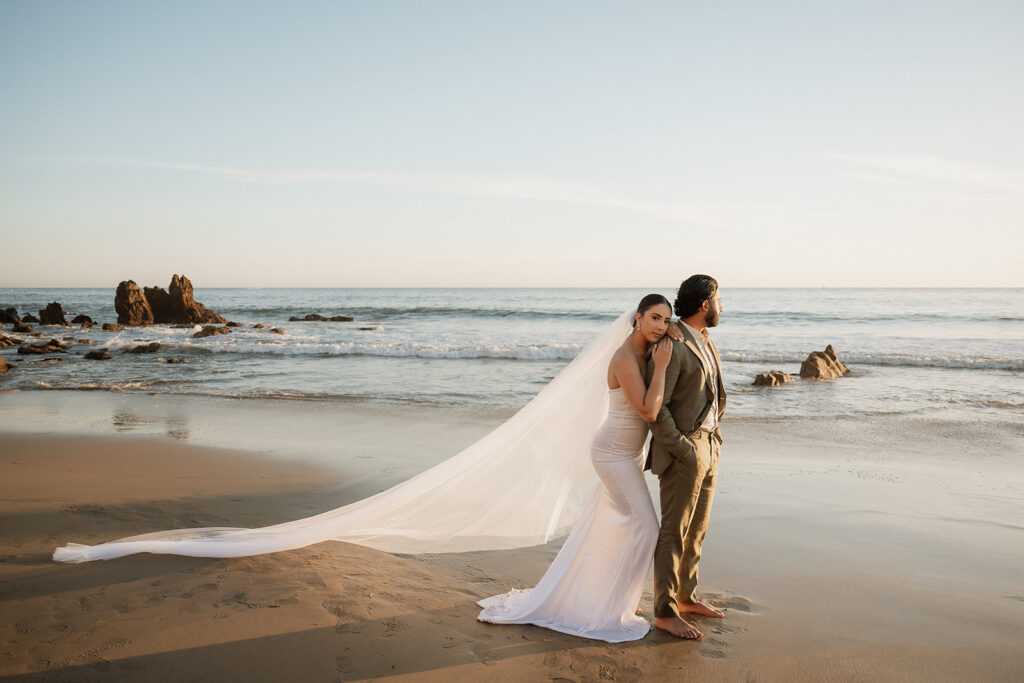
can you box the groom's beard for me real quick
[705,307,720,328]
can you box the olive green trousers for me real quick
[653,430,720,619]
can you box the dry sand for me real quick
[2,416,1023,682]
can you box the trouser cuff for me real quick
[653,602,680,619]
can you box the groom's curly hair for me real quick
[674,274,719,318]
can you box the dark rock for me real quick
[102,323,125,332]
[78,339,93,344]
[17,338,68,355]
[0,308,18,324]
[39,302,69,325]
[358,326,377,331]
[125,342,161,354]
[13,322,33,334]
[0,333,19,349]
[799,345,850,379]
[252,323,267,329]
[85,350,112,360]
[0,357,7,372]
[225,321,242,327]
[115,281,154,325]
[166,357,187,364]
[753,371,793,386]
[288,313,354,322]
[270,328,285,335]
[193,325,231,338]
[144,274,226,325]
[71,314,94,325]
[22,314,39,323]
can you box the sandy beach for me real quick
[2,394,1022,682]
[3,0,1022,675]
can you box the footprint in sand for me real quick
[700,648,726,659]
[334,656,354,675]
[382,617,409,635]
[703,591,756,614]
[180,582,218,599]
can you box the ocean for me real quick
[1,287,1022,423]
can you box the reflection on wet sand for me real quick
[112,410,190,440]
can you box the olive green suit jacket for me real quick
[644,321,726,475]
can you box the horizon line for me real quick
[2,284,1021,291]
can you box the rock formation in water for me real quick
[115,281,155,325]
[38,303,68,325]
[17,338,69,355]
[144,275,226,325]
[288,313,354,322]
[115,275,225,325]
[753,371,793,386]
[125,342,161,354]
[799,345,850,379]
[193,325,231,338]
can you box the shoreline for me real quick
[1,397,1022,681]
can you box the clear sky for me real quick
[1,1,1022,287]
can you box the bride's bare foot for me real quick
[654,616,702,639]
[677,600,725,618]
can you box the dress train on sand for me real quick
[477,388,659,642]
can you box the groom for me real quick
[645,274,726,640]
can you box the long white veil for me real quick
[53,311,634,563]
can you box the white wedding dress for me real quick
[52,310,659,641]
[477,387,659,642]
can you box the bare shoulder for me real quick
[612,342,647,373]
[609,343,635,368]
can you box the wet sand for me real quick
[1,404,1023,681]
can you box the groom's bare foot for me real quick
[654,616,702,639]
[677,600,725,618]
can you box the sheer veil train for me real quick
[53,311,635,563]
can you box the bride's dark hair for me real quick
[633,293,672,328]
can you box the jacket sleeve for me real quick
[646,344,693,460]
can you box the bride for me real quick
[52,294,686,640]
[477,294,678,642]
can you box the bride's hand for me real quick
[665,325,683,342]
[652,337,673,368]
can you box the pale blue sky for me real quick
[2,1,1021,287]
